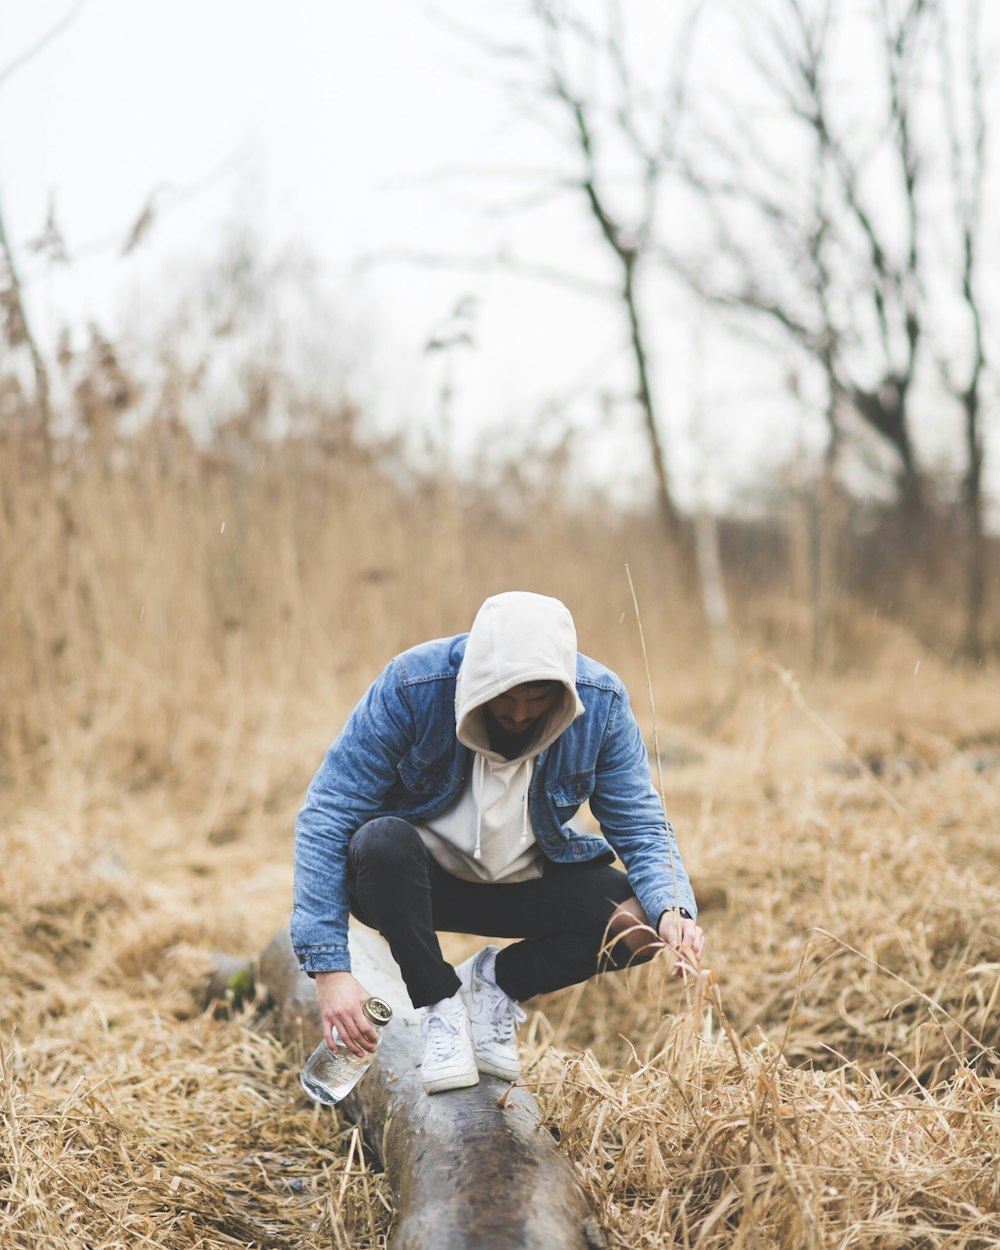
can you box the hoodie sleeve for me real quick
[587,683,698,924]
[291,659,415,973]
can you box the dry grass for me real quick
[532,1029,1000,1249]
[2,422,999,1247]
[0,800,394,1249]
[516,653,1000,1248]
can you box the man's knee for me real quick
[349,817,425,875]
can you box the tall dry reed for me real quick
[0,417,703,799]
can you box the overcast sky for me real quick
[2,0,997,516]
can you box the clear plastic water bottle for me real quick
[299,997,393,1105]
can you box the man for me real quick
[292,591,704,1094]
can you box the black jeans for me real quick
[347,816,652,1008]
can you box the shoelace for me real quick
[487,989,527,1044]
[420,1005,465,1059]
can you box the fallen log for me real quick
[201,952,256,1013]
[259,925,607,1250]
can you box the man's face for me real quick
[484,681,561,742]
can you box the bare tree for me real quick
[435,0,718,624]
[531,2,686,550]
[404,0,993,655]
[658,0,995,655]
[665,0,942,516]
[936,0,990,661]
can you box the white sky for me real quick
[2,0,997,517]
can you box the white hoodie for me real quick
[416,592,584,883]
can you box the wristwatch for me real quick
[658,907,693,924]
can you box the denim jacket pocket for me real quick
[546,770,596,821]
[396,751,454,800]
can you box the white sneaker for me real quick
[456,946,527,1081]
[419,992,479,1094]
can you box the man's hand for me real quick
[314,971,379,1057]
[658,911,706,979]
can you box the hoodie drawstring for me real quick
[473,754,485,861]
[519,762,531,847]
[473,755,533,861]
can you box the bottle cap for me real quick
[362,997,392,1026]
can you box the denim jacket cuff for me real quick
[295,945,352,975]
[641,888,698,927]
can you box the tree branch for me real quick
[0,1,88,91]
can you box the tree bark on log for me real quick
[201,952,256,1011]
[258,926,607,1250]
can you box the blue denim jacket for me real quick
[292,634,697,973]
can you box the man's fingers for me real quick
[326,1017,363,1057]
[334,1018,379,1056]
[666,928,705,978]
[356,1023,378,1052]
[668,922,705,958]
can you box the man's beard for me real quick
[484,710,542,759]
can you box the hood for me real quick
[456,591,584,760]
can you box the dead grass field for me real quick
[2,435,999,1248]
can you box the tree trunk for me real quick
[811,467,841,669]
[259,926,607,1250]
[622,260,701,610]
[961,389,985,663]
[693,510,733,665]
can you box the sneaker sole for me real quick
[475,1057,520,1082]
[422,1067,481,1094]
